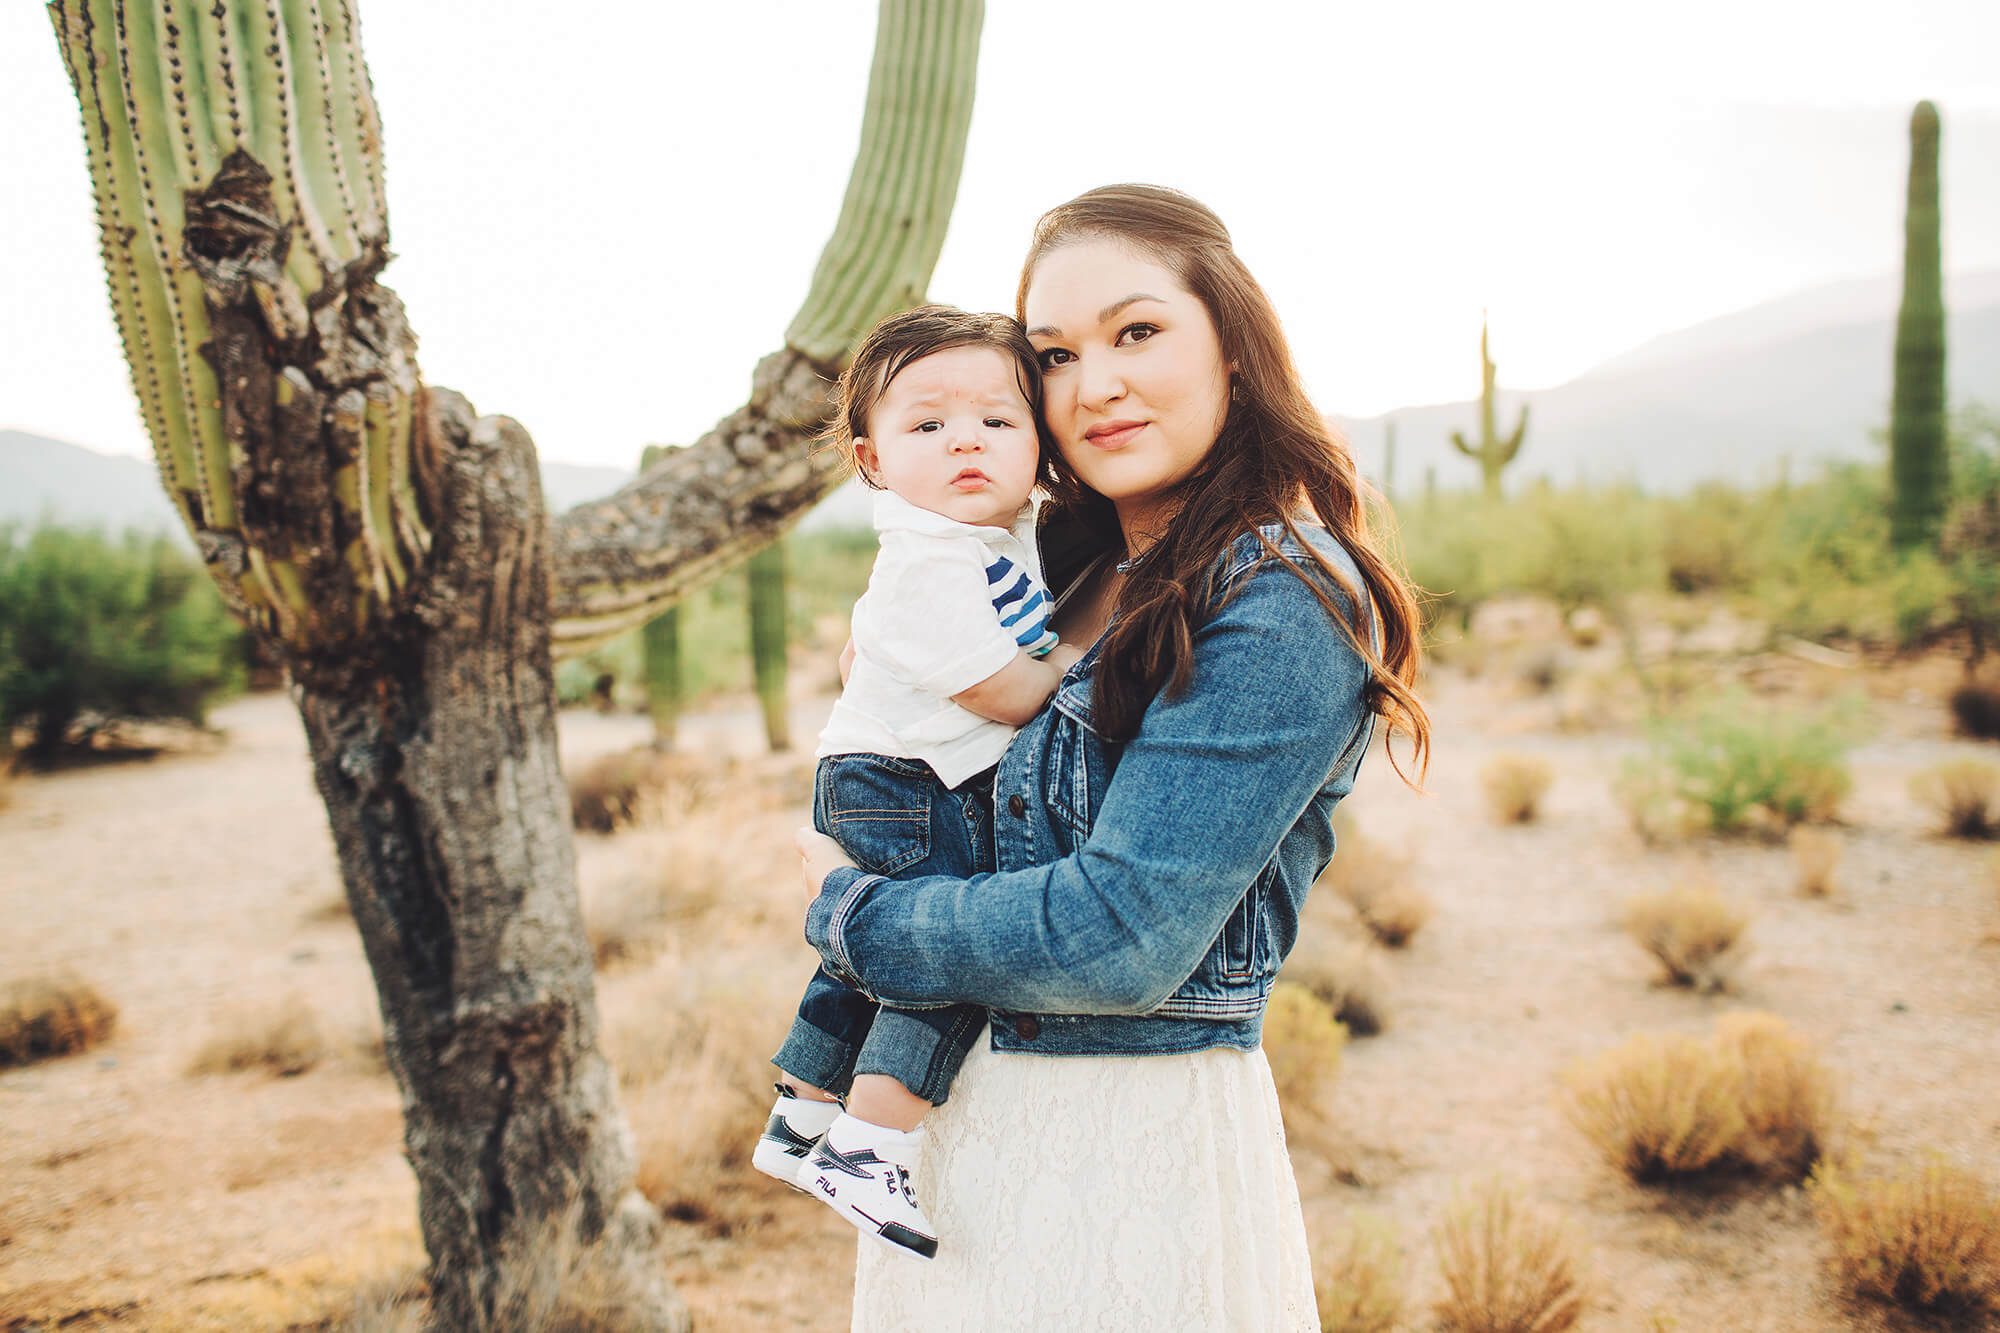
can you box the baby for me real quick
[754,305,1080,1259]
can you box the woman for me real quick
[796,184,1430,1330]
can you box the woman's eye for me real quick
[1036,347,1073,371]
[1116,322,1159,346]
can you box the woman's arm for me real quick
[804,536,1373,1015]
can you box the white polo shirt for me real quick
[815,490,1059,788]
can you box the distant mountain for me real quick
[0,433,873,538]
[1335,269,2000,494]
[13,270,1996,526]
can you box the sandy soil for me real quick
[2,644,1997,1331]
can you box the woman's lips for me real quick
[1083,420,1146,449]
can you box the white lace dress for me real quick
[848,1024,1319,1331]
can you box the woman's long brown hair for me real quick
[1017,184,1431,785]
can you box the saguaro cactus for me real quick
[1450,312,1529,500]
[1890,99,1947,551]
[1382,417,1398,500]
[47,0,982,1324]
[637,446,683,752]
[748,542,791,751]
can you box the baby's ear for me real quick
[852,437,881,487]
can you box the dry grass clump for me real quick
[1284,933,1391,1036]
[1787,826,1842,898]
[1481,754,1555,825]
[1715,1011,1838,1179]
[1563,1032,1747,1181]
[0,972,118,1067]
[602,951,795,1234]
[1262,981,1348,1116]
[1808,1153,2000,1315]
[1949,680,2000,741]
[336,1201,676,1331]
[1910,758,2000,839]
[1430,1177,1588,1333]
[1563,1012,1837,1184]
[1621,884,1750,992]
[188,993,327,1077]
[569,748,673,833]
[1319,828,1434,949]
[578,820,734,971]
[1313,1213,1405,1333]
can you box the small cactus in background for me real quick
[747,541,791,751]
[1890,100,1948,551]
[1381,417,1397,501]
[637,446,683,752]
[1450,312,1529,500]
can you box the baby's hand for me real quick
[1045,641,1085,673]
[797,827,857,912]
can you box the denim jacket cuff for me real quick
[805,865,880,993]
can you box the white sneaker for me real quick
[752,1083,843,1192]
[796,1113,938,1259]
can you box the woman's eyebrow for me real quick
[1027,293,1165,341]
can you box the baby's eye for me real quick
[983,417,1014,429]
[1036,347,1074,371]
[1116,322,1159,346]
[914,420,943,433]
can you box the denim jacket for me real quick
[804,519,1378,1058]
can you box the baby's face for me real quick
[856,345,1040,528]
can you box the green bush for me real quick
[0,523,245,759]
[1618,692,1860,837]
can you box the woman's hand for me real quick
[797,827,856,911]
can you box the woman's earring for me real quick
[1230,377,1244,405]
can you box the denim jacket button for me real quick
[1014,1016,1041,1040]
[1007,793,1027,818]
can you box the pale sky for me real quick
[4,1,1997,469]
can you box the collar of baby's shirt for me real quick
[871,488,1031,544]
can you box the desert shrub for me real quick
[1563,1032,1747,1181]
[1714,1011,1837,1180]
[1482,754,1555,824]
[1565,1013,1836,1184]
[1787,826,1842,898]
[1314,1213,1405,1333]
[1285,934,1390,1037]
[1809,1154,2000,1315]
[1430,1177,1587,1333]
[1619,693,1856,838]
[1262,981,1348,1114]
[0,522,245,761]
[1622,885,1751,992]
[1950,681,2000,740]
[189,993,327,1076]
[1909,758,2000,839]
[1660,483,1779,595]
[336,1200,671,1331]
[0,973,117,1067]
[603,952,795,1234]
[568,748,672,832]
[1319,828,1433,948]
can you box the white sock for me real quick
[775,1086,842,1135]
[826,1110,921,1150]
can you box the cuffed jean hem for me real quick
[851,1005,988,1107]
[770,1018,859,1099]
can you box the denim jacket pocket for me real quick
[1218,875,1265,981]
[817,754,934,877]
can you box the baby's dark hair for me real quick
[832,304,1049,490]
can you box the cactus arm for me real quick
[548,0,984,655]
[1449,430,1476,459]
[52,0,426,653]
[786,0,978,361]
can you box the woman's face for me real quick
[1023,236,1232,543]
